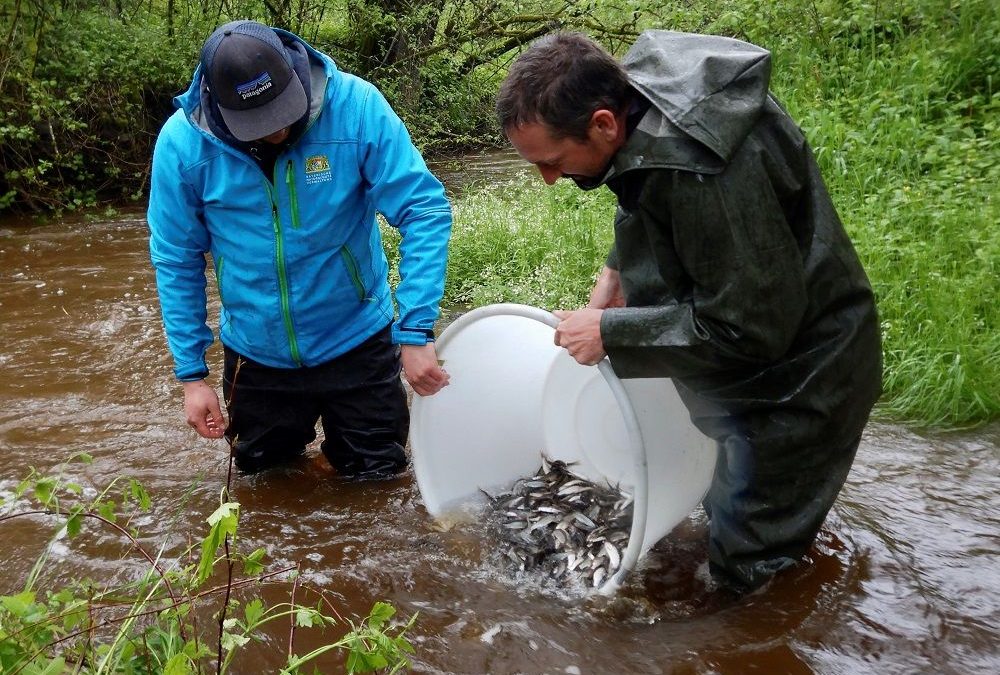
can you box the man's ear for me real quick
[589,109,621,141]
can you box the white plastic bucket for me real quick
[410,304,717,594]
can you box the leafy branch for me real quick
[0,453,416,673]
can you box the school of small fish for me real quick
[482,456,633,590]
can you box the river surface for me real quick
[0,155,998,673]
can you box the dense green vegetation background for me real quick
[1,0,997,427]
[437,0,1000,429]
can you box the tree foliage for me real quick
[0,0,661,215]
[0,0,996,216]
[0,1,208,213]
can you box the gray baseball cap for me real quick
[200,20,308,142]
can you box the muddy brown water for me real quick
[1,156,998,673]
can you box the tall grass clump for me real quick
[771,0,1000,427]
[435,0,999,428]
[381,178,616,310]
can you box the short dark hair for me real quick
[496,32,632,141]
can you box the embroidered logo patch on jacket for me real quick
[305,155,333,184]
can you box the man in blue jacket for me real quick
[147,20,452,479]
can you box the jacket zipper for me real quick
[214,256,225,304]
[267,179,302,366]
[284,150,364,302]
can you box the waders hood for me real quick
[624,30,771,169]
[592,31,882,590]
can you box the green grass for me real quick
[427,0,1000,429]
[445,179,616,309]
[784,0,1000,427]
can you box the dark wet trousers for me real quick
[222,325,409,478]
[703,427,862,592]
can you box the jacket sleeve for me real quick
[600,164,808,379]
[357,85,452,345]
[146,121,214,380]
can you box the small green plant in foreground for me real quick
[0,453,415,674]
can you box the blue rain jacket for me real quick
[147,31,452,381]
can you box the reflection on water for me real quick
[427,147,532,196]
[1,198,998,673]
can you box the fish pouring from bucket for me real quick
[482,456,633,589]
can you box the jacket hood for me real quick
[620,30,772,169]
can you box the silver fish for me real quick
[484,454,633,589]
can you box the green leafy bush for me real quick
[0,7,206,214]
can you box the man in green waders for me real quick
[496,31,881,592]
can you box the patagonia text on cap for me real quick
[201,20,308,142]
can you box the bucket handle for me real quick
[451,303,650,596]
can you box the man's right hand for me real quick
[183,380,227,439]
[588,265,625,309]
[401,343,450,396]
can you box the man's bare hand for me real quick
[588,265,625,309]
[182,380,227,439]
[552,308,606,366]
[401,343,450,396]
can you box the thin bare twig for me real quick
[288,562,301,660]
[217,355,243,673]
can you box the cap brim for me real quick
[218,77,308,142]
